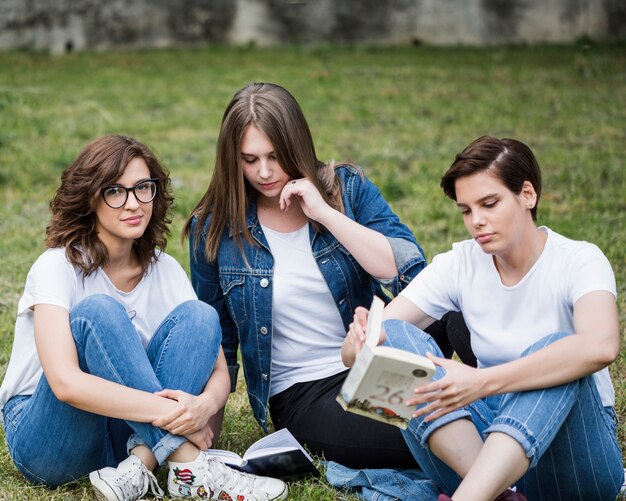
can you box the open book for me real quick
[336,296,436,429]
[203,428,319,480]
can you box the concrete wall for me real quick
[413,0,625,45]
[0,0,236,53]
[0,0,624,53]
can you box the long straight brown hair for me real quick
[46,135,173,276]
[184,82,345,262]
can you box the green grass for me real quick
[0,44,624,499]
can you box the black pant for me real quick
[269,316,475,469]
[426,311,476,367]
[269,369,416,468]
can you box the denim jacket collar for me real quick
[240,195,321,248]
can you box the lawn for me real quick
[0,43,624,500]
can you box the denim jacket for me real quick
[190,165,427,431]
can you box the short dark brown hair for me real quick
[46,135,173,276]
[441,136,542,220]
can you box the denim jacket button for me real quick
[260,326,268,335]
[260,278,269,288]
[261,373,268,380]
[400,274,405,281]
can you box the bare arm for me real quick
[384,295,437,330]
[35,303,185,422]
[409,291,620,421]
[341,296,436,367]
[316,208,396,279]
[280,178,396,279]
[481,290,619,394]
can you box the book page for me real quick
[337,294,436,429]
[202,449,245,466]
[241,448,320,479]
[244,428,314,462]
[245,446,296,461]
[365,296,384,348]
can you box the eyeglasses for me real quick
[101,178,158,209]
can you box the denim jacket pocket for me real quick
[219,273,248,327]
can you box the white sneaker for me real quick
[168,452,288,500]
[89,455,164,501]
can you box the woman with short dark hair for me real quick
[344,136,623,500]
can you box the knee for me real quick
[172,300,221,344]
[69,295,131,341]
[71,294,125,321]
[382,319,441,357]
[520,331,571,357]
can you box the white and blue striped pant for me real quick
[382,319,624,501]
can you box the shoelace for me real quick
[118,463,164,500]
[200,455,256,497]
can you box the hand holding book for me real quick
[342,301,387,367]
[337,297,436,429]
[404,352,485,423]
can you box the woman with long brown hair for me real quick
[0,135,287,501]
[184,83,463,468]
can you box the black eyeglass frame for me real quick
[100,178,159,209]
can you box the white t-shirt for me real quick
[0,247,196,409]
[400,227,617,406]
[261,224,347,397]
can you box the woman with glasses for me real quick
[0,135,287,501]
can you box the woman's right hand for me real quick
[279,177,334,223]
[152,389,215,436]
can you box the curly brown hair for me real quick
[46,135,174,276]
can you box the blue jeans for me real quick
[2,295,221,487]
[382,320,624,501]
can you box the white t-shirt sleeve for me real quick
[566,243,617,304]
[174,271,197,303]
[400,248,462,320]
[178,266,198,301]
[153,252,197,303]
[18,249,77,315]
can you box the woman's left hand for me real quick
[280,177,333,223]
[152,389,217,436]
[406,354,488,422]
